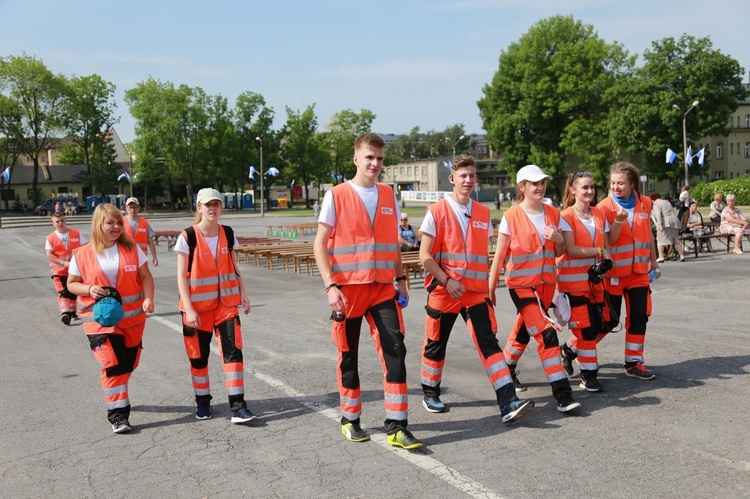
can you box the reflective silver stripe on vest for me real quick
[121,292,144,304]
[189,276,220,286]
[122,308,144,319]
[506,267,541,278]
[558,257,598,268]
[220,286,240,297]
[331,260,397,273]
[434,252,488,264]
[191,291,219,302]
[612,260,632,268]
[541,264,557,274]
[340,395,359,408]
[509,252,543,264]
[610,244,634,254]
[634,256,651,263]
[547,370,568,382]
[557,273,589,282]
[328,242,399,255]
[634,242,651,249]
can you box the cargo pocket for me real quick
[424,304,442,341]
[88,334,118,370]
[331,319,349,352]
[568,302,591,331]
[485,298,498,334]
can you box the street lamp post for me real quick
[411,154,417,190]
[256,136,264,217]
[673,100,699,188]
[451,135,465,159]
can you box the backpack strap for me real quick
[222,225,234,252]
[184,226,197,272]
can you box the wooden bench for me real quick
[153,230,182,252]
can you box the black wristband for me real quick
[395,275,406,282]
[325,283,337,292]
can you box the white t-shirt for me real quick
[174,233,241,258]
[69,245,148,288]
[318,181,401,229]
[499,207,572,244]
[571,212,611,244]
[45,230,88,251]
[420,198,493,242]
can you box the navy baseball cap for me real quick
[93,286,124,327]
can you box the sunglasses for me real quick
[568,171,592,186]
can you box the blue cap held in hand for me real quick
[93,286,124,327]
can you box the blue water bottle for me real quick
[394,283,409,308]
[648,268,661,283]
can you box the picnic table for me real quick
[153,230,182,251]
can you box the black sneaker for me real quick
[560,345,577,376]
[500,399,534,423]
[422,396,447,413]
[231,407,257,424]
[341,421,369,442]
[60,314,71,325]
[625,362,656,380]
[509,367,526,392]
[387,428,423,450]
[112,419,132,434]
[195,402,212,420]
[557,394,581,413]
[579,377,604,392]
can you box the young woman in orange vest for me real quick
[66,204,155,434]
[418,155,534,423]
[597,162,659,379]
[557,171,612,392]
[45,211,86,325]
[313,132,422,450]
[175,188,255,424]
[488,165,581,414]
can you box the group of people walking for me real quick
[45,133,660,447]
[313,133,660,451]
[46,190,254,433]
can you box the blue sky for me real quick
[2,0,748,144]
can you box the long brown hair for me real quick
[563,172,597,209]
[90,204,136,254]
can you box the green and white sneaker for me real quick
[387,428,423,450]
[341,421,369,442]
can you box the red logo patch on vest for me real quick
[124,265,137,272]
[381,207,393,215]
[472,221,488,229]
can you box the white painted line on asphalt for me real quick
[149,314,504,499]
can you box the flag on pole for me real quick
[1,167,10,183]
[267,167,280,177]
[696,148,705,166]
[249,166,257,179]
[117,172,129,181]
[444,161,452,170]
[666,148,677,164]
[685,145,692,166]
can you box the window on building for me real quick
[715,170,724,179]
[407,167,412,176]
[730,172,734,179]
[731,143,734,154]
[746,114,750,127]
[0,189,15,201]
[745,170,750,177]
[400,167,405,176]
[745,143,750,157]
[58,186,69,193]
[717,143,723,159]
[647,181,654,192]
[422,166,426,176]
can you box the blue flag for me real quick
[1,167,9,183]
[696,148,705,166]
[665,148,677,164]
[685,146,692,166]
[444,161,452,170]
[249,166,257,179]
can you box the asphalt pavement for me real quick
[1,212,749,498]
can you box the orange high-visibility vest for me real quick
[504,204,560,289]
[179,226,241,313]
[557,207,607,293]
[124,217,150,255]
[327,182,399,285]
[597,195,652,276]
[47,229,82,276]
[424,199,490,293]
[75,243,145,334]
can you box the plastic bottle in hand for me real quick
[394,283,409,308]
[648,268,661,283]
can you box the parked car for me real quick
[39,196,86,215]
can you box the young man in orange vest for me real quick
[124,197,158,267]
[313,132,422,450]
[45,211,86,324]
[418,155,534,423]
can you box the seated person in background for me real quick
[720,193,749,255]
[681,200,713,252]
[398,213,420,251]
[709,192,725,223]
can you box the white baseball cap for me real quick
[516,164,552,183]
[400,213,408,220]
[125,197,139,206]
[196,188,222,205]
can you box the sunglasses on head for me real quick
[569,171,592,186]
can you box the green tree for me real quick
[323,108,376,183]
[282,105,327,207]
[0,54,67,206]
[233,91,275,209]
[608,34,749,192]
[478,15,633,196]
[59,74,119,196]
[0,95,24,211]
